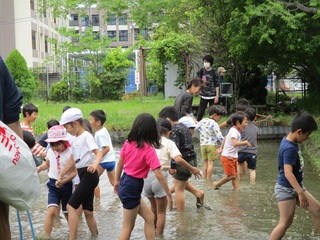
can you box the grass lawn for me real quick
[27,96,177,134]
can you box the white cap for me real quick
[179,116,197,128]
[60,108,83,125]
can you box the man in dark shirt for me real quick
[0,56,23,239]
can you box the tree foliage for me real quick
[91,47,133,100]
[5,50,36,103]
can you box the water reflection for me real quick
[9,141,320,239]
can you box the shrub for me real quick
[49,80,69,102]
[5,50,36,102]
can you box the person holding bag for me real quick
[0,55,23,239]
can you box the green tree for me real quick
[5,50,36,103]
[91,47,133,100]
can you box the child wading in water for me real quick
[143,119,200,235]
[213,111,251,191]
[58,108,103,240]
[37,125,77,238]
[114,113,172,240]
[269,111,320,240]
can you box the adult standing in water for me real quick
[196,55,220,121]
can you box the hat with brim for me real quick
[59,107,83,126]
[218,67,227,73]
[45,125,70,143]
[179,116,197,128]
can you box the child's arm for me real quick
[56,161,77,188]
[231,138,251,147]
[173,155,201,179]
[284,164,308,208]
[216,137,226,155]
[37,159,50,173]
[87,149,103,173]
[114,157,124,195]
[57,154,75,181]
[101,146,110,158]
[153,167,173,210]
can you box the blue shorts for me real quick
[68,167,99,211]
[47,178,73,213]
[100,161,116,172]
[118,172,144,209]
[238,152,257,169]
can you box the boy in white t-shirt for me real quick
[213,111,251,191]
[89,110,116,198]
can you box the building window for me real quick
[30,0,35,10]
[107,31,117,41]
[70,14,79,26]
[107,15,116,25]
[82,16,88,26]
[119,30,128,41]
[118,13,127,25]
[45,37,48,53]
[32,30,36,50]
[141,29,149,39]
[134,29,139,40]
[92,15,99,26]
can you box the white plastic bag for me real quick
[0,121,41,211]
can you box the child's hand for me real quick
[191,167,201,179]
[245,141,251,147]
[55,178,63,188]
[169,168,177,175]
[37,166,41,173]
[298,191,309,208]
[114,181,119,195]
[166,193,173,210]
[215,147,222,155]
[87,163,97,174]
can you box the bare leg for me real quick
[185,182,204,200]
[231,176,239,191]
[44,206,57,238]
[147,197,157,227]
[0,202,11,240]
[138,199,155,240]
[213,175,236,189]
[154,197,167,235]
[304,190,320,234]
[107,170,116,186]
[120,205,139,240]
[269,199,296,240]
[202,160,208,179]
[67,204,79,240]
[84,210,98,237]
[249,169,256,184]
[173,179,187,211]
[94,185,101,198]
[207,160,214,179]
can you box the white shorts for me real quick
[142,170,168,198]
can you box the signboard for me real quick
[135,71,140,84]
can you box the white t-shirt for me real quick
[47,147,72,179]
[72,131,99,169]
[156,136,181,170]
[221,127,241,158]
[94,127,116,163]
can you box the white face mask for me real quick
[204,62,210,68]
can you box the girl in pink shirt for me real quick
[114,113,172,240]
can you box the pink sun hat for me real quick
[45,125,69,143]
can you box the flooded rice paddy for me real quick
[9,140,320,239]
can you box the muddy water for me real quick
[9,141,320,239]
